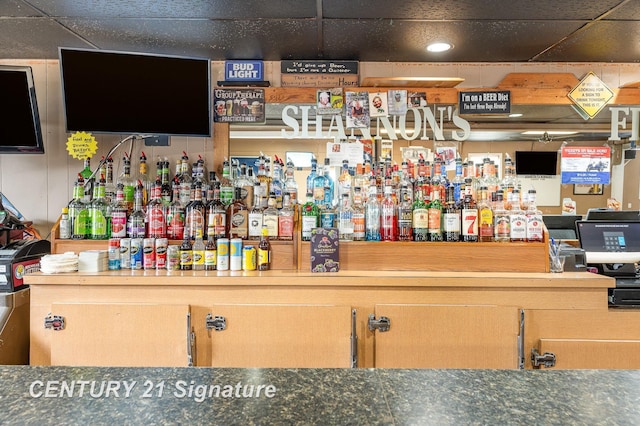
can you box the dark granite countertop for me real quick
[0,366,639,425]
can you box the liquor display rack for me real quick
[50,218,549,273]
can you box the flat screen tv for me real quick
[515,151,558,175]
[59,48,211,137]
[0,65,44,154]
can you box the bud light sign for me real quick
[225,60,264,81]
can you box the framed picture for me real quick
[573,184,603,195]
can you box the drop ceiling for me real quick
[2,0,639,141]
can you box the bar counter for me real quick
[1,366,639,425]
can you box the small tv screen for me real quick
[59,48,211,137]
[0,66,44,154]
[515,151,558,175]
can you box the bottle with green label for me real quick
[69,174,90,240]
[89,175,111,239]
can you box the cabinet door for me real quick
[373,304,520,369]
[526,309,640,369]
[207,304,352,368]
[49,303,190,367]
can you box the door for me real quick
[49,303,190,367]
[206,304,353,367]
[372,304,521,368]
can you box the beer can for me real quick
[143,238,156,270]
[230,238,242,271]
[242,245,256,271]
[130,238,143,270]
[108,238,121,270]
[120,238,131,269]
[155,238,168,270]
[217,238,230,271]
[167,245,180,270]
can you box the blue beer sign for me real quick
[224,60,264,81]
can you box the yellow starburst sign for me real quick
[66,131,98,160]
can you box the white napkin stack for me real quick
[40,252,79,274]
[78,250,109,272]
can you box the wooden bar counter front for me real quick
[26,268,640,370]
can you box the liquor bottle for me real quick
[192,228,205,271]
[365,185,381,241]
[257,226,271,271]
[104,156,116,205]
[178,152,193,208]
[399,161,414,204]
[337,160,352,203]
[89,175,110,239]
[312,161,328,207]
[278,191,295,241]
[337,193,354,241]
[461,191,479,242]
[397,184,413,241]
[206,181,226,240]
[185,181,206,241]
[526,188,544,242]
[321,158,335,208]
[204,234,217,271]
[271,158,284,209]
[179,234,193,271]
[256,155,271,208]
[443,186,460,242]
[427,188,443,241]
[236,163,255,210]
[227,186,249,239]
[69,175,90,240]
[351,186,366,241]
[493,190,511,242]
[127,181,146,238]
[262,192,279,238]
[380,185,397,241]
[451,154,465,205]
[412,183,429,242]
[146,178,167,238]
[501,153,519,199]
[509,190,527,242]
[137,151,152,206]
[166,185,185,240]
[283,160,299,205]
[160,158,172,206]
[79,158,93,180]
[320,203,336,229]
[352,163,369,202]
[118,154,135,213]
[59,207,71,239]
[110,183,128,238]
[300,191,320,241]
[248,184,264,240]
[478,186,494,242]
[306,157,318,196]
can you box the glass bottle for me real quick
[451,154,465,205]
[337,193,354,241]
[118,154,135,213]
[283,160,299,206]
[192,228,205,271]
[69,175,89,240]
[160,158,172,206]
[461,190,479,243]
[257,226,271,271]
[443,186,460,242]
[110,183,128,239]
[166,185,185,240]
[137,151,152,206]
[412,183,429,242]
[321,158,335,208]
[104,156,116,205]
[478,186,494,242]
[509,190,528,242]
[79,158,93,180]
[306,157,318,196]
[185,181,205,241]
[146,177,167,239]
[256,155,271,208]
[236,163,254,210]
[248,183,264,240]
[271,158,284,209]
[204,234,217,271]
[179,234,193,271]
[313,158,328,207]
[59,207,71,239]
[380,185,397,241]
[206,181,226,240]
[427,188,443,242]
[262,192,279,238]
[178,152,193,207]
[278,192,295,240]
[337,160,352,203]
[227,186,249,239]
[301,190,320,241]
[365,185,381,241]
[526,188,544,242]
[352,186,366,241]
[397,184,413,241]
[127,181,146,238]
[493,190,511,242]
[89,175,110,240]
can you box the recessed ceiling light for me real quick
[426,42,452,53]
[509,113,523,118]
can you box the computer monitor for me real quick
[543,215,582,239]
[576,220,640,264]
[585,208,640,221]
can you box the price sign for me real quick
[66,131,98,160]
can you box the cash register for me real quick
[576,220,640,307]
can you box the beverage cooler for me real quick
[0,232,50,364]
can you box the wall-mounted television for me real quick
[0,65,44,154]
[59,48,211,137]
[515,151,558,175]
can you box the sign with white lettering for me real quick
[214,89,265,123]
[568,72,613,119]
[224,60,264,81]
[560,146,611,184]
[458,91,511,114]
[280,61,359,87]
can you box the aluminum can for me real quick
[217,238,230,271]
[242,245,256,271]
[143,238,156,270]
[155,238,168,270]
[119,238,131,269]
[167,245,180,270]
[130,238,143,270]
[230,238,242,271]
[108,238,121,270]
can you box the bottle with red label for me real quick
[146,177,167,238]
[380,185,398,241]
[166,183,185,240]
